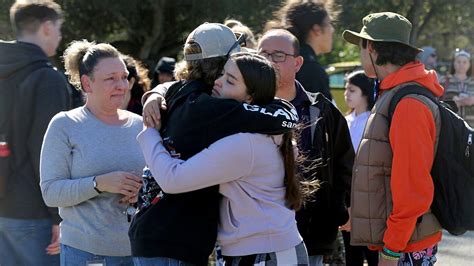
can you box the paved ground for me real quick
[437,230,474,265]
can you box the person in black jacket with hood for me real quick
[129,23,298,266]
[258,29,354,266]
[0,1,71,265]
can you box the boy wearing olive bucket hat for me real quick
[342,12,443,265]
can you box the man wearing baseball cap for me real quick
[151,56,176,87]
[342,12,443,265]
[129,23,298,265]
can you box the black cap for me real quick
[155,57,176,74]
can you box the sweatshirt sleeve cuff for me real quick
[137,127,162,145]
[48,208,62,225]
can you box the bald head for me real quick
[257,29,304,99]
[258,29,300,56]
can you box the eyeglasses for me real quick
[259,51,296,63]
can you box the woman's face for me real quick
[212,60,251,103]
[85,57,129,110]
[315,15,334,55]
[454,55,471,75]
[344,82,367,110]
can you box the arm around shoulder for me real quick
[141,81,175,105]
[137,129,253,193]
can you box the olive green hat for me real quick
[342,12,421,52]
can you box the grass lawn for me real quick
[331,88,349,115]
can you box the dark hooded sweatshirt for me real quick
[0,41,71,224]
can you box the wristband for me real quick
[380,252,400,261]
[382,247,402,258]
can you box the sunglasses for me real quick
[225,34,246,58]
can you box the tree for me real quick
[2,0,472,69]
[0,0,14,40]
[335,0,474,63]
[0,0,284,66]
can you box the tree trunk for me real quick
[406,0,423,46]
[139,0,165,60]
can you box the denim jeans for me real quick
[60,244,133,266]
[223,241,309,266]
[0,216,59,266]
[133,257,195,266]
[308,255,324,266]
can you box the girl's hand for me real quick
[119,194,139,204]
[143,93,166,129]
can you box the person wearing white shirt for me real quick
[341,70,378,266]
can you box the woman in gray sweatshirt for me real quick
[40,40,144,265]
[138,53,315,265]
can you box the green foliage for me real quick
[1,0,472,68]
[332,88,349,114]
[55,0,283,65]
[0,0,14,40]
[335,0,474,63]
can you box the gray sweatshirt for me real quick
[40,107,145,256]
[138,129,302,256]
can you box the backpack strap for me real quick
[387,84,441,155]
[0,60,52,81]
[0,60,52,136]
[388,84,438,123]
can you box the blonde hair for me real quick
[63,40,120,89]
[223,18,257,49]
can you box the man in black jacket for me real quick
[258,29,354,266]
[0,1,71,265]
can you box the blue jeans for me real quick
[133,257,195,266]
[308,255,324,266]
[0,216,59,266]
[61,244,133,266]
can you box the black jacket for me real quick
[296,43,333,100]
[293,88,354,256]
[129,80,298,265]
[0,41,71,224]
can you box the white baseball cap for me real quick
[185,23,241,61]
